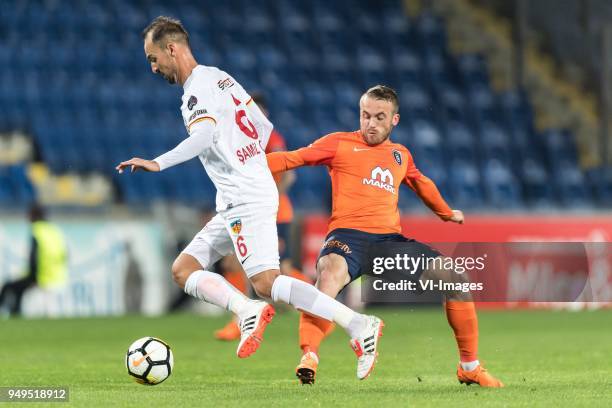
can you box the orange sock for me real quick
[224,270,248,295]
[445,301,479,362]
[290,267,312,284]
[299,312,335,355]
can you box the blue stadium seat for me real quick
[554,160,592,208]
[438,86,469,123]
[541,129,578,168]
[520,158,555,207]
[479,122,512,164]
[482,159,523,208]
[400,84,434,122]
[391,48,423,85]
[411,120,445,164]
[448,160,484,208]
[457,54,489,86]
[585,167,612,206]
[446,121,477,162]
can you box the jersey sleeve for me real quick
[153,120,216,171]
[183,83,219,136]
[402,149,454,220]
[266,132,340,173]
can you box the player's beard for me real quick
[363,128,391,146]
[158,69,176,84]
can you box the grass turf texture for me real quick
[2,309,611,407]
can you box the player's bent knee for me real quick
[318,268,349,294]
[171,254,203,289]
[250,269,280,298]
[316,254,350,293]
[171,260,186,287]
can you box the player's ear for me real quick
[392,113,400,126]
[167,42,176,57]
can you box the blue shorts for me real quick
[318,228,442,282]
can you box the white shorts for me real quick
[182,204,280,278]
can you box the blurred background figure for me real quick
[123,242,143,314]
[0,203,67,317]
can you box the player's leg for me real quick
[419,253,503,387]
[214,255,248,341]
[0,277,36,316]
[235,211,383,379]
[296,253,349,384]
[174,213,275,358]
[301,254,348,354]
[250,268,383,379]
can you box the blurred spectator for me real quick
[0,204,67,317]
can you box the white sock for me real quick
[461,360,480,371]
[184,270,250,315]
[271,275,366,337]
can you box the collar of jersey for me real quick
[183,65,202,90]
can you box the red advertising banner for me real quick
[301,215,612,309]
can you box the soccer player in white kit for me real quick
[116,16,383,379]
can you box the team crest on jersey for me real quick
[230,219,242,234]
[393,150,402,165]
[187,95,197,110]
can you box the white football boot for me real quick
[349,315,384,380]
[236,301,276,358]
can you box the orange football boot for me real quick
[214,320,240,341]
[457,364,504,387]
[296,351,319,385]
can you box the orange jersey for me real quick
[267,131,453,234]
[266,129,294,223]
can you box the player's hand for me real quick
[116,158,160,174]
[449,209,464,224]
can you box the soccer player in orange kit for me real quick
[267,85,503,387]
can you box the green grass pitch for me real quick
[2,308,611,407]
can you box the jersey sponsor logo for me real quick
[236,140,265,165]
[230,219,242,234]
[393,150,402,165]
[187,95,197,110]
[353,147,370,152]
[188,108,209,122]
[323,237,353,254]
[218,77,235,91]
[363,167,396,194]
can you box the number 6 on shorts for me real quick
[236,235,248,257]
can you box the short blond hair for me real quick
[363,85,399,113]
[142,16,190,48]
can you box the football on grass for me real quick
[126,337,174,385]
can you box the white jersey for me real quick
[179,65,278,211]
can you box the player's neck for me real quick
[177,53,199,87]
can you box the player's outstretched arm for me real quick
[266,133,340,174]
[405,174,456,220]
[118,120,215,174]
[116,158,160,174]
[402,148,462,223]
